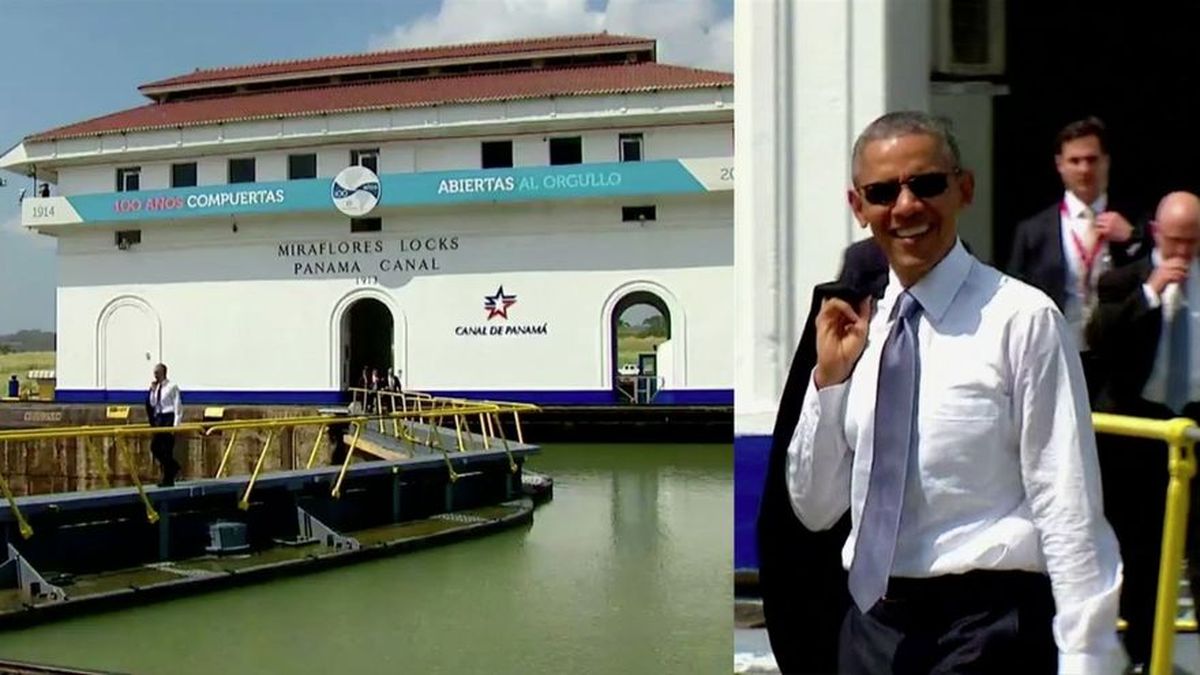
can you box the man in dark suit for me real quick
[1008,116,1148,396]
[757,237,889,674]
[1087,191,1200,671]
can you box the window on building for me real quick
[170,162,197,188]
[228,158,256,184]
[619,133,644,162]
[351,217,382,233]
[288,154,318,180]
[549,136,582,165]
[350,149,379,173]
[622,205,657,222]
[114,230,141,249]
[481,140,514,169]
[116,167,141,192]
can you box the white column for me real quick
[734,0,930,570]
[734,0,930,438]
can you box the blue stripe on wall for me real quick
[54,388,734,407]
[734,434,772,571]
[55,389,347,406]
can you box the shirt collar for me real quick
[1063,190,1107,218]
[882,238,972,325]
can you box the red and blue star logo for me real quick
[484,286,517,320]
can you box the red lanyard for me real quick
[1063,199,1105,283]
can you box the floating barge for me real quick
[0,393,546,627]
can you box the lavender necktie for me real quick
[848,291,922,612]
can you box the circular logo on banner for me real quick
[331,166,381,217]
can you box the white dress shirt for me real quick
[1140,251,1200,409]
[151,379,183,426]
[787,240,1125,672]
[1060,190,1111,349]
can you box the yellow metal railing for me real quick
[0,393,539,538]
[1092,412,1200,675]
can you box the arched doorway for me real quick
[611,291,670,404]
[341,298,394,390]
[98,296,161,393]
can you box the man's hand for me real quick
[1095,211,1133,243]
[1148,258,1190,295]
[814,296,872,388]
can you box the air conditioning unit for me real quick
[932,0,1006,78]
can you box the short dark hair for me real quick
[851,111,963,182]
[1055,116,1108,155]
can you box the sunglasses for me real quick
[857,171,957,206]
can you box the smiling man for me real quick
[786,111,1125,673]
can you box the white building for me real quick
[1,34,734,407]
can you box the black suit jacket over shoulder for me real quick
[756,238,888,674]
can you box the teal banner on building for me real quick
[57,159,729,225]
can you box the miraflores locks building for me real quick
[1,34,734,406]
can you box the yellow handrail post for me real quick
[390,394,400,438]
[331,422,362,498]
[424,413,437,448]
[238,428,276,510]
[490,412,517,474]
[513,411,525,445]
[478,413,490,449]
[0,461,32,539]
[215,429,240,479]
[453,414,466,452]
[1150,417,1198,675]
[306,424,328,470]
[116,435,159,524]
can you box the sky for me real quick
[0,0,734,335]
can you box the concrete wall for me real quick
[733,0,933,571]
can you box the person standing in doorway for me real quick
[1007,116,1149,397]
[146,363,183,487]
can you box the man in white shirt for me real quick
[789,111,1125,672]
[1088,191,1200,671]
[146,363,183,487]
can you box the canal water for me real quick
[0,443,732,674]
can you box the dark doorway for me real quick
[343,299,393,389]
[611,292,670,404]
[993,2,1200,267]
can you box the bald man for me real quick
[1088,191,1200,670]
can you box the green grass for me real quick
[0,351,55,397]
[617,335,666,370]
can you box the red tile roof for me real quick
[27,62,731,142]
[140,33,655,92]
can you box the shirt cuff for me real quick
[806,368,850,420]
[1142,282,1161,309]
[1059,649,1128,675]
